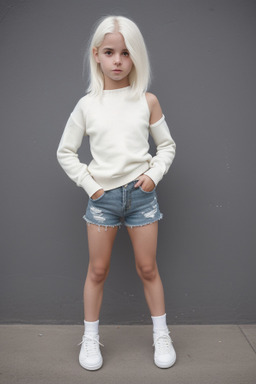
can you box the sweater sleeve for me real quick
[144,115,176,186]
[56,102,102,197]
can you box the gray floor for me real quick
[0,324,256,384]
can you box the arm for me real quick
[56,104,102,197]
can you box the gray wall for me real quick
[1,0,256,325]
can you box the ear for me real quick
[92,47,100,63]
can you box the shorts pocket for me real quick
[139,186,156,194]
[89,192,105,202]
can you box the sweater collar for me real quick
[103,86,131,94]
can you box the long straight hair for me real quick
[84,15,151,98]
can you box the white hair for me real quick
[84,15,151,98]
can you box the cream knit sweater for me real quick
[57,86,176,197]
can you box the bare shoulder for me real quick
[145,92,163,125]
[145,92,159,109]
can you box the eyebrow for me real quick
[102,47,129,51]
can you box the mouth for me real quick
[113,69,122,73]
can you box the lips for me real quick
[113,69,122,73]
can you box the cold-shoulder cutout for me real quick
[145,92,163,125]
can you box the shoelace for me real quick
[78,334,104,355]
[153,331,173,354]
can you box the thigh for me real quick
[127,222,158,268]
[87,224,118,269]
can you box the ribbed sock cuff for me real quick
[84,319,99,335]
[151,313,168,333]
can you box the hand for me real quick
[91,189,104,200]
[134,175,155,192]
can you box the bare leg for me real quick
[127,222,165,316]
[83,225,118,321]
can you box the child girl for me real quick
[57,15,176,371]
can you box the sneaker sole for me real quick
[154,353,176,369]
[79,357,103,371]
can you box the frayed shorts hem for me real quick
[83,217,122,229]
[83,215,163,230]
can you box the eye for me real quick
[104,50,112,56]
[122,51,129,57]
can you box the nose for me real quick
[113,54,121,65]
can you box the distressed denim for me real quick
[83,180,163,229]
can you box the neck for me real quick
[103,77,130,90]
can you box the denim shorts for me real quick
[83,180,163,228]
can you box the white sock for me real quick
[151,313,168,333]
[84,319,99,335]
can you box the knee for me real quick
[137,264,158,282]
[89,265,109,284]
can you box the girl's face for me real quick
[93,32,133,90]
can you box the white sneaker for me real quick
[153,330,176,369]
[78,333,103,371]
